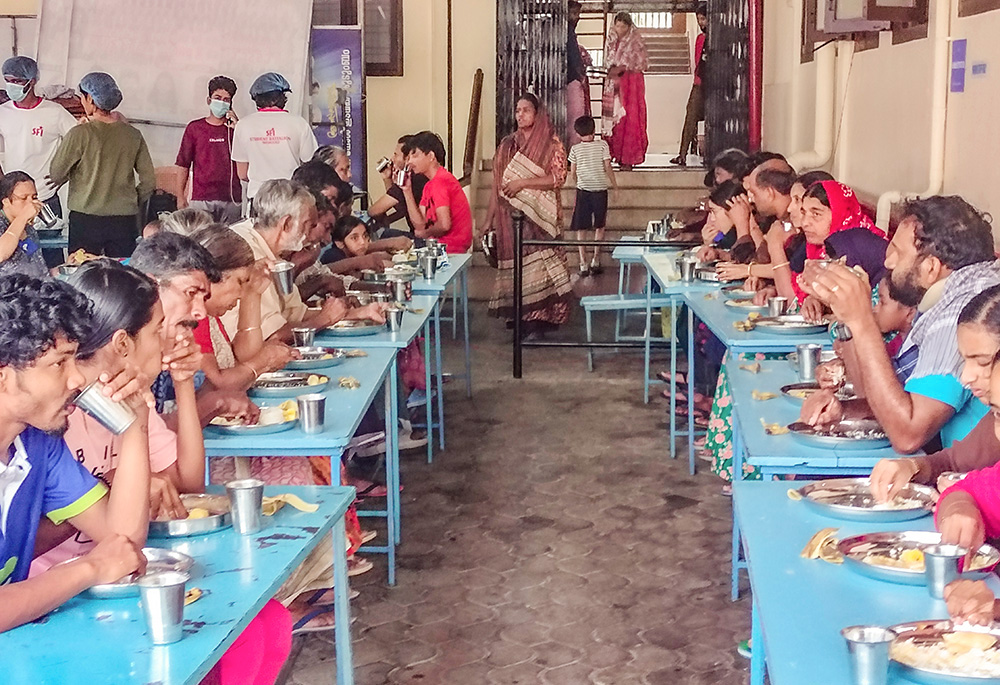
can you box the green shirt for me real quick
[49,119,156,216]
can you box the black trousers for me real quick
[678,84,705,158]
[68,211,139,258]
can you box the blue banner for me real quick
[310,26,367,188]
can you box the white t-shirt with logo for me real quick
[231,108,319,199]
[0,99,78,201]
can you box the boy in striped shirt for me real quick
[568,116,617,277]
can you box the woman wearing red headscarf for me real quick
[603,12,649,169]
[792,180,888,315]
[483,94,572,338]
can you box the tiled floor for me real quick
[287,267,751,685]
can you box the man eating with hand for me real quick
[799,196,1000,454]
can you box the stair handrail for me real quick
[459,69,484,188]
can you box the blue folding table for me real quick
[0,485,359,684]
[734,480,999,685]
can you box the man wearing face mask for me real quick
[223,179,381,344]
[0,57,78,265]
[174,76,242,225]
[49,72,155,257]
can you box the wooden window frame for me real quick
[337,0,404,77]
[959,0,1000,16]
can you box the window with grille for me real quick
[592,12,692,75]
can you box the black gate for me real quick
[496,0,568,144]
[704,0,750,160]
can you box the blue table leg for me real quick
[731,414,745,601]
[643,268,653,404]
[332,515,355,684]
[434,297,445,450]
[615,260,625,341]
[450,280,458,340]
[750,599,765,685]
[669,296,677,460]
[386,361,400,553]
[461,269,472,398]
[424,319,434,464]
[687,304,696,475]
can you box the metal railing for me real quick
[510,210,700,377]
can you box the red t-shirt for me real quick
[175,118,242,203]
[419,168,473,254]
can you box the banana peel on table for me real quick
[261,493,320,517]
[800,527,844,564]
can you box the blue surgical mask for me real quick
[5,82,27,103]
[209,99,231,118]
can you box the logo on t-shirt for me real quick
[250,127,292,145]
[31,126,43,137]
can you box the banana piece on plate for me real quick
[801,527,839,559]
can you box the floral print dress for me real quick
[708,351,786,482]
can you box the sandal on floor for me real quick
[661,389,689,404]
[292,604,338,635]
[737,638,751,659]
[657,371,688,387]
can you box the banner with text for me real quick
[310,26,366,189]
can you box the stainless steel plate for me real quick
[721,285,756,301]
[320,320,384,337]
[360,270,390,284]
[796,478,935,522]
[696,267,723,282]
[787,419,890,450]
[724,298,768,312]
[148,494,232,538]
[889,620,1000,684]
[85,547,195,598]
[781,383,858,403]
[754,315,828,335]
[284,347,347,371]
[249,371,330,397]
[781,382,822,402]
[206,416,298,436]
[838,531,1000,585]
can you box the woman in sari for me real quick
[603,12,649,169]
[794,180,888,320]
[485,93,572,338]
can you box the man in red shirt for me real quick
[671,3,708,168]
[175,76,242,224]
[401,130,473,254]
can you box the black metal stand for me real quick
[511,212,700,378]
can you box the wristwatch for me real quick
[831,321,853,342]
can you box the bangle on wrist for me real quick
[238,325,260,333]
[243,362,260,380]
[771,261,790,270]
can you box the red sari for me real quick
[603,26,649,166]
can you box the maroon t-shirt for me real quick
[175,118,242,202]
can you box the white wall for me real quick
[762,0,1000,222]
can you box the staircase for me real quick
[472,160,707,240]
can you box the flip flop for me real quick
[292,604,338,635]
[661,389,689,404]
[657,371,689,387]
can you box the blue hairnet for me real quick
[79,71,123,111]
[2,56,38,81]
[249,72,291,98]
